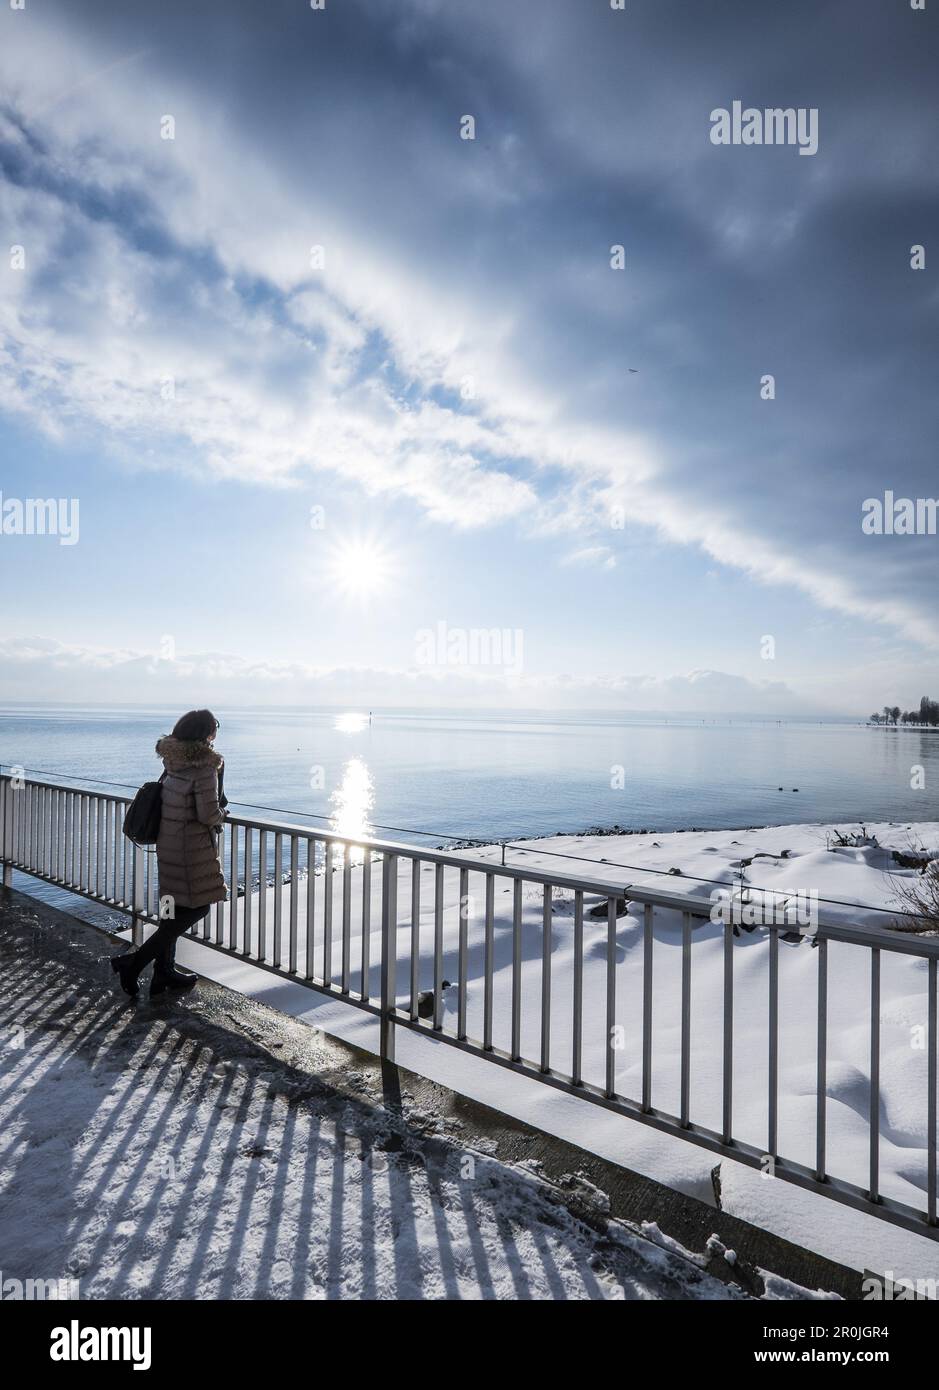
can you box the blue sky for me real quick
[0,0,937,714]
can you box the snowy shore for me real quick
[167,819,939,1283]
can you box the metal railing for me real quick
[1,769,937,1243]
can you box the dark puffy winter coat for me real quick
[154,736,228,909]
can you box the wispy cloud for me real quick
[1,0,937,662]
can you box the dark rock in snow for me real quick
[416,982,452,1018]
[588,897,629,919]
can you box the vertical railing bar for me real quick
[257,829,268,962]
[46,787,54,880]
[722,918,733,1144]
[511,879,522,1061]
[120,803,128,901]
[323,842,334,987]
[272,830,283,965]
[112,798,120,898]
[98,794,105,894]
[680,912,691,1128]
[289,835,299,974]
[572,889,584,1085]
[0,778,8,885]
[97,796,106,898]
[605,895,617,1099]
[929,956,937,1226]
[305,838,316,979]
[642,901,653,1112]
[409,858,420,1021]
[113,797,122,899]
[870,946,881,1203]
[432,862,444,1029]
[361,853,372,1002]
[144,836,150,920]
[51,788,59,881]
[131,841,146,946]
[240,826,252,957]
[540,883,552,1073]
[230,821,240,953]
[110,797,116,900]
[458,866,469,1041]
[483,872,494,1052]
[214,824,226,945]
[45,787,51,878]
[121,801,129,906]
[380,851,398,1061]
[75,794,82,889]
[816,935,827,1181]
[340,843,350,992]
[103,797,112,898]
[768,924,779,1159]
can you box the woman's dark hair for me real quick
[171,709,219,742]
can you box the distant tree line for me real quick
[869,696,939,726]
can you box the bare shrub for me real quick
[892,861,939,935]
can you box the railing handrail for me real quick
[1,767,934,954]
[0,769,627,897]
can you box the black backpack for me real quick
[123,774,165,846]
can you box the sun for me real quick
[325,538,396,600]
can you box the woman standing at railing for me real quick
[112,709,228,999]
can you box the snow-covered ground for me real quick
[170,819,939,1282]
[0,898,828,1301]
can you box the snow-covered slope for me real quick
[173,820,939,1281]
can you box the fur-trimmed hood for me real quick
[156,735,223,770]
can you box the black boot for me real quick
[150,966,198,998]
[154,934,197,989]
[110,953,140,999]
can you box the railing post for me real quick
[131,841,146,946]
[0,776,12,888]
[380,851,398,1062]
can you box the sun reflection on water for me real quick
[329,756,374,863]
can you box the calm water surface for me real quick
[2,705,937,848]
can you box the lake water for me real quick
[1,705,937,849]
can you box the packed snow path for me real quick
[0,892,824,1301]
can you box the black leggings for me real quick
[131,903,210,973]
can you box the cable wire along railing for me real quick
[1,768,937,1243]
